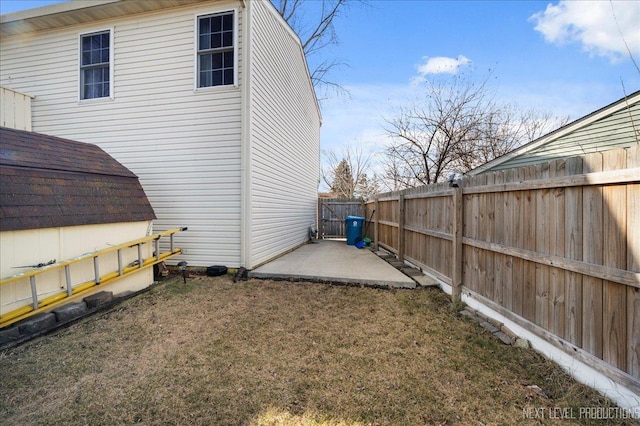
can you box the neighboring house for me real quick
[470,90,640,175]
[0,126,156,318]
[0,0,321,269]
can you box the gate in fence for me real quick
[317,198,364,239]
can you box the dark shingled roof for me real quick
[0,127,156,231]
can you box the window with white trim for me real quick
[197,11,234,87]
[80,30,111,100]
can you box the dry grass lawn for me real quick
[0,275,636,425]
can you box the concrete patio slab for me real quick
[249,240,416,289]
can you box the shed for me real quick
[0,126,157,318]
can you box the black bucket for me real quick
[206,265,228,276]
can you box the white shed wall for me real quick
[0,221,153,317]
[245,0,321,268]
[0,86,32,131]
[0,1,243,267]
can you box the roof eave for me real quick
[0,0,208,38]
[0,0,120,23]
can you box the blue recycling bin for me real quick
[345,215,365,245]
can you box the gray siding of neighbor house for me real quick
[485,99,640,172]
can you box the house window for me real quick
[80,30,111,100]
[198,12,234,87]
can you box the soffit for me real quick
[1,0,205,37]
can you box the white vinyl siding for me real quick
[0,0,320,269]
[246,0,321,268]
[0,2,244,267]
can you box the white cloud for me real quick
[413,55,472,81]
[530,0,640,61]
[419,55,472,74]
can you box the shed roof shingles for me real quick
[0,127,156,231]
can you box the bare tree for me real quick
[378,153,414,192]
[382,74,569,188]
[382,74,491,187]
[322,144,379,199]
[455,105,569,172]
[272,0,361,97]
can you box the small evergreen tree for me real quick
[330,159,354,198]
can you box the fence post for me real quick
[398,193,405,262]
[452,187,463,302]
[317,198,322,239]
[373,197,379,251]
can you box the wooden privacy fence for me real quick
[318,198,364,238]
[365,146,640,393]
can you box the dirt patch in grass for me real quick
[0,276,636,425]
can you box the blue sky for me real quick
[2,0,639,157]
[315,0,640,155]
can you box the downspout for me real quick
[239,0,252,269]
